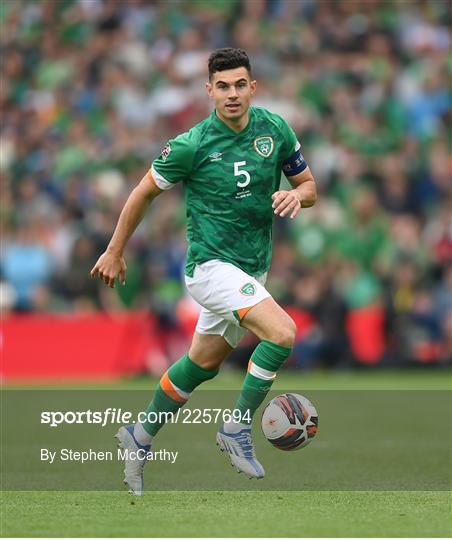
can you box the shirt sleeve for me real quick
[150,130,195,190]
[278,117,300,162]
[277,116,308,176]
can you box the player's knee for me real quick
[188,337,230,370]
[192,356,223,371]
[270,316,297,348]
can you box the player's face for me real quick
[206,67,256,123]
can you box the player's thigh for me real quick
[241,297,296,347]
[185,259,270,323]
[188,331,233,370]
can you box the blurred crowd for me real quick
[1,0,451,367]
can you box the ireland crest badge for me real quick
[253,136,274,158]
[239,282,256,296]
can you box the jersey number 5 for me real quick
[234,161,251,188]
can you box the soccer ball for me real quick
[261,393,318,451]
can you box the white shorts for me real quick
[185,259,271,348]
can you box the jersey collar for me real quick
[212,107,254,136]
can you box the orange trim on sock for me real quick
[236,306,253,321]
[160,372,186,403]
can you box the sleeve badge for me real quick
[161,143,171,161]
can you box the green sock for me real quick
[142,353,219,436]
[235,340,292,425]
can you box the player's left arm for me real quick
[272,166,317,219]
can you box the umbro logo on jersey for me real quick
[254,136,274,158]
[239,282,256,296]
[209,151,223,162]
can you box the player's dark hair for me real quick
[208,48,252,80]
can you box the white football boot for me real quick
[216,425,265,479]
[115,425,150,496]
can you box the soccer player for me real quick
[90,48,317,495]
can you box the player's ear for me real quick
[250,79,257,96]
[206,81,213,99]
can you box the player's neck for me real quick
[215,109,250,133]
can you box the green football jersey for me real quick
[151,106,299,278]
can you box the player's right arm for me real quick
[90,171,163,288]
[91,131,195,288]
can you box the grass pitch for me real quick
[2,490,450,537]
[1,369,451,537]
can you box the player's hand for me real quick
[90,252,127,288]
[271,190,301,219]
